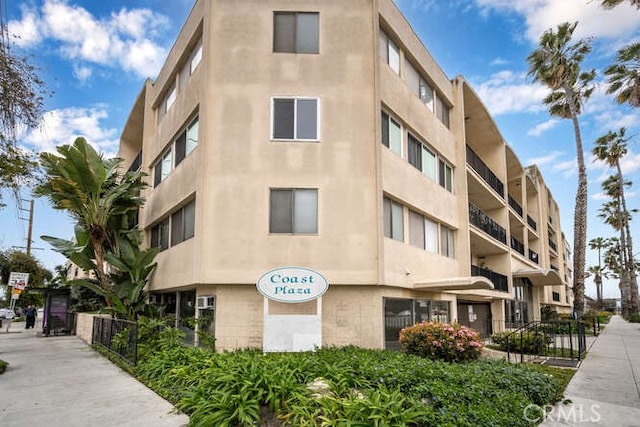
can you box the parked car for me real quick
[0,308,15,319]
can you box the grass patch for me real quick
[131,344,570,426]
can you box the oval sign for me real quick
[257,266,329,303]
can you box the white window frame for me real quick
[381,110,402,157]
[270,97,320,141]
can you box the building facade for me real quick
[116,0,573,351]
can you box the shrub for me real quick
[399,321,483,362]
[0,359,7,374]
[627,313,640,323]
[491,331,548,354]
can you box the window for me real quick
[438,159,453,192]
[440,226,455,258]
[171,200,196,246]
[165,84,177,112]
[409,210,449,256]
[384,298,450,349]
[175,116,199,166]
[154,149,173,187]
[404,59,434,111]
[190,38,203,73]
[270,189,318,233]
[379,30,399,74]
[552,291,560,302]
[407,133,436,181]
[381,111,402,156]
[435,95,450,128]
[273,12,319,54]
[151,217,170,251]
[383,197,403,241]
[272,98,318,140]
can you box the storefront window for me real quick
[384,298,450,349]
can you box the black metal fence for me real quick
[501,320,588,367]
[466,145,505,197]
[471,264,509,292]
[469,202,507,244]
[92,317,138,365]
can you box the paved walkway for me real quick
[542,315,640,426]
[0,320,189,427]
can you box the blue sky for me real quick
[1,0,639,299]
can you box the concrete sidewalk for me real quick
[542,315,640,426]
[0,320,189,427]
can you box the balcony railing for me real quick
[508,195,523,217]
[549,239,558,252]
[469,202,507,244]
[510,236,525,255]
[550,264,559,272]
[527,215,537,232]
[471,264,509,292]
[466,145,504,198]
[529,249,539,264]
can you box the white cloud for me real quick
[72,64,92,83]
[474,70,549,115]
[526,150,564,166]
[473,0,640,43]
[8,0,170,79]
[21,106,119,157]
[490,57,509,66]
[552,158,577,177]
[528,118,559,136]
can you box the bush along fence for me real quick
[92,317,138,365]
[491,319,589,367]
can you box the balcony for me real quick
[510,236,525,256]
[508,195,523,217]
[529,249,539,264]
[471,264,509,292]
[466,145,504,198]
[549,239,558,252]
[469,203,507,245]
[527,215,537,232]
[550,264,559,272]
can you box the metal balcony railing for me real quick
[508,195,523,217]
[471,264,509,292]
[550,264,559,272]
[469,202,507,244]
[466,145,504,198]
[549,239,558,252]
[529,249,539,264]
[527,215,537,231]
[510,236,525,255]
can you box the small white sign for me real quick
[9,272,29,290]
[257,267,329,303]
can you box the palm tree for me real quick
[34,137,147,299]
[593,128,639,314]
[527,22,595,317]
[605,43,640,107]
[589,237,608,306]
[601,0,640,10]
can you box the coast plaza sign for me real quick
[257,266,329,303]
[258,267,329,352]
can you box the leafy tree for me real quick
[605,43,640,107]
[527,22,595,316]
[0,31,46,208]
[35,137,155,319]
[0,250,51,308]
[593,128,638,314]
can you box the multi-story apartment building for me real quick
[116,0,572,351]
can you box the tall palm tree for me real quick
[593,128,639,314]
[605,43,640,107]
[589,237,608,306]
[527,22,595,317]
[601,0,640,10]
[35,137,147,297]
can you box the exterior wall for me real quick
[115,0,574,351]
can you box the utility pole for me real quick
[15,198,41,255]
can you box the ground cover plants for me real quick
[131,324,570,426]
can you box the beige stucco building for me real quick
[116,0,573,351]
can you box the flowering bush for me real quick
[399,321,483,362]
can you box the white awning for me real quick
[513,268,563,287]
[413,276,494,291]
